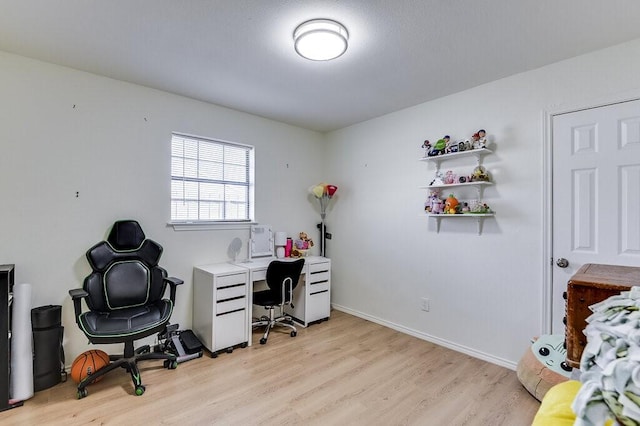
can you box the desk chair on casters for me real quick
[252,259,305,345]
[68,220,183,398]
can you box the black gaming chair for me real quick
[69,220,183,398]
[252,259,305,344]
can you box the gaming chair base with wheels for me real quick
[69,220,183,398]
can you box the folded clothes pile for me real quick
[572,286,640,425]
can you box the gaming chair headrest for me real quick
[108,220,146,250]
[86,220,163,272]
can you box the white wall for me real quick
[3,37,640,370]
[0,52,326,359]
[325,38,640,367]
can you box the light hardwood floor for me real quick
[0,310,540,425]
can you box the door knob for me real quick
[556,258,569,268]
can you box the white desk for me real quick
[193,256,331,353]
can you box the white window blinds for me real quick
[171,133,254,222]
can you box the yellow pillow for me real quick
[532,380,613,426]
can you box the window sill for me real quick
[168,221,256,231]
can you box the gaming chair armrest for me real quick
[69,288,89,322]
[164,276,184,302]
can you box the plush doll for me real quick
[443,170,456,185]
[517,334,572,401]
[444,194,459,214]
[424,190,441,213]
[292,232,314,257]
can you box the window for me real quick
[171,133,254,223]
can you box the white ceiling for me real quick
[1,1,640,132]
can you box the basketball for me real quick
[70,350,110,384]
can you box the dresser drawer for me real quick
[216,284,246,301]
[216,297,246,314]
[309,262,330,274]
[214,309,246,351]
[309,280,329,293]
[306,290,330,322]
[308,270,329,284]
[216,273,246,288]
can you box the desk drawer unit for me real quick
[306,261,331,323]
[193,265,249,355]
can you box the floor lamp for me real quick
[310,183,338,257]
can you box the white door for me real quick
[551,99,640,334]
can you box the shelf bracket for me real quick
[476,185,483,200]
[433,159,442,173]
[476,217,484,235]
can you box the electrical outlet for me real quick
[420,297,430,312]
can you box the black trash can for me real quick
[31,305,64,392]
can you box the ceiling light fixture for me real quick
[293,19,349,61]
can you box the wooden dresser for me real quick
[565,263,640,368]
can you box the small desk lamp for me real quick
[274,231,287,258]
[310,183,338,257]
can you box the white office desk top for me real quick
[194,262,247,275]
[195,256,329,275]
[234,255,328,271]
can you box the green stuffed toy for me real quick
[517,334,573,401]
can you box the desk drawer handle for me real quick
[310,280,328,285]
[216,307,245,317]
[218,283,245,290]
[217,295,245,303]
[310,289,329,296]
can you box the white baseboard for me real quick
[331,304,517,371]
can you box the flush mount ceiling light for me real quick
[293,19,349,61]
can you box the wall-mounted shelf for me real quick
[425,213,495,235]
[420,181,493,199]
[419,148,492,170]
[420,145,495,235]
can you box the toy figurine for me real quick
[424,189,441,213]
[446,138,458,154]
[429,170,444,186]
[421,140,432,157]
[428,135,449,156]
[444,194,460,214]
[443,170,456,185]
[470,201,492,213]
[477,129,487,148]
[472,129,487,149]
[458,139,470,152]
[295,231,314,249]
[431,199,444,214]
[461,202,470,213]
[471,165,490,182]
